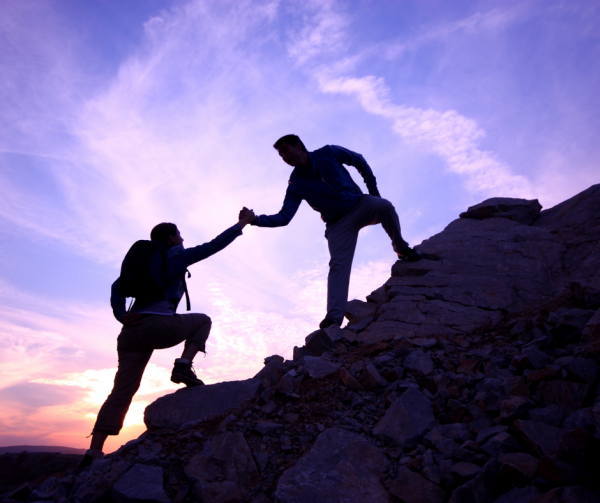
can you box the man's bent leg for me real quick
[93,350,153,437]
[353,196,408,253]
[325,223,360,325]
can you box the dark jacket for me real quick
[111,224,243,322]
[251,145,378,227]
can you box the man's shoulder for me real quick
[311,144,343,155]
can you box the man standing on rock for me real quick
[82,210,256,467]
[241,134,420,330]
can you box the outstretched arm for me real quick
[249,185,303,227]
[331,145,380,196]
[170,209,256,273]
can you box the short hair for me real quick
[150,222,178,244]
[273,134,307,152]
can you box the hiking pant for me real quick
[325,195,408,325]
[93,313,211,435]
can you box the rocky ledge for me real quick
[3,184,599,503]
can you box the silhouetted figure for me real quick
[241,134,420,330]
[81,210,255,467]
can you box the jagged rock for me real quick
[303,356,339,379]
[359,364,388,391]
[520,347,554,370]
[513,420,562,457]
[304,329,334,356]
[492,486,541,503]
[403,350,434,377]
[537,428,598,486]
[339,367,364,391]
[345,299,377,325]
[556,357,599,384]
[448,458,499,503]
[460,197,542,224]
[373,388,434,448]
[537,380,589,416]
[529,405,563,426]
[561,408,595,430]
[452,461,480,480]
[254,422,284,436]
[499,396,534,419]
[144,379,262,431]
[481,432,521,457]
[112,465,169,503]
[185,432,258,503]
[530,486,600,503]
[275,428,390,502]
[277,370,301,394]
[498,453,538,486]
[254,359,285,388]
[389,466,446,503]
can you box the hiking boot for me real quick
[397,246,422,262]
[319,317,338,329]
[77,449,104,472]
[171,361,205,387]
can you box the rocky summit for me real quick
[3,184,600,503]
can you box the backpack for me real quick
[118,240,167,302]
[118,240,192,310]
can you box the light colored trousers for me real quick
[93,313,211,435]
[324,195,408,324]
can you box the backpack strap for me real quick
[182,269,192,311]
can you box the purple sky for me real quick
[1,0,598,452]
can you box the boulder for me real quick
[530,486,600,503]
[460,197,542,224]
[345,299,378,325]
[492,486,541,503]
[403,350,434,377]
[303,356,339,379]
[274,428,391,503]
[144,379,262,431]
[373,388,434,448]
[448,458,499,503]
[498,452,538,486]
[112,465,169,503]
[389,467,446,503]
[513,420,562,457]
[185,432,258,503]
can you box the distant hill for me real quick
[0,445,86,455]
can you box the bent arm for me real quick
[251,185,302,228]
[169,223,243,274]
[331,145,379,195]
[110,279,126,323]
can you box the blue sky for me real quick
[1,0,598,451]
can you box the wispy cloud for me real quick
[319,75,533,198]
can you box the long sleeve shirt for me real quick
[251,145,378,227]
[110,223,243,322]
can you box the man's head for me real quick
[151,222,184,248]
[273,134,309,167]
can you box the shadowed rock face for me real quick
[23,185,600,503]
[144,379,262,431]
[355,186,600,343]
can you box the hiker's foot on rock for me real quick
[319,317,339,329]
[397,246,422,262]
[171,361,205,387]
[77,449,104,472]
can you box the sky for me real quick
[0,0,598,453]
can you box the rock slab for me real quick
[274,428,391,503]
[112,464,169,503]
[185,431,258,503]
[373,388,434,448]
[144,379,262,431]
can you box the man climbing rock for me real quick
[82,209,256,466]
[241,134,420,330]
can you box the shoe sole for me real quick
[171,373,204,387]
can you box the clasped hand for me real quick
[238,207,256,228]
